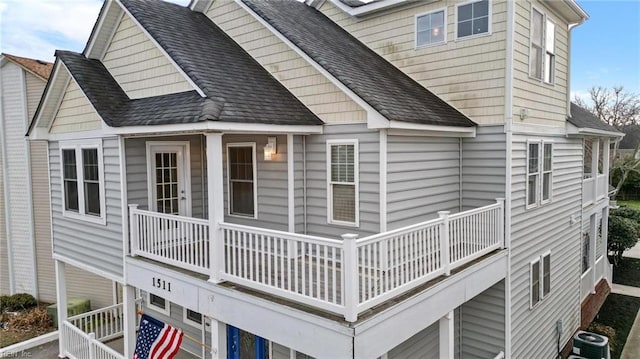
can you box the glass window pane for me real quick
[527,174,538,205]
[65,181,79,211]
[417,14,430,30]
[473,16,488,35]
[532,261,540,304]
[543,173,551,200]
[545,20,555,53]
[149,294,165,308]
[458,3,472,21]
[543,255,551,296]
[333,184,355,223]
[63,149,77,179]
[432,11,444,28]
[85,182,100,215]
[186,309,202,324]
[473,0,489,17]
[529,143,539,173]
[458,21,472,38]
[532,9,543,45]
[231,182,254,216]
[543,144,552,171]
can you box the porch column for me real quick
[55,260,67,358]
[210,318,227,359]
[206,133,224,283]
[123,285,137,358]
[439,310,454,359]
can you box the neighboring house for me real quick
[617,124,640,159]
[26,1,622,359]
[0,53,113,308]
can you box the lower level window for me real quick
[60,141,104,223]
[531,252,551,308]
[327,140,358,226]
[148,293,169,315]
[184,308,205,329]
[227,143,257,217]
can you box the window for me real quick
[183,308,207,329]
[531,252,551,308]
[416,9,446,47]
[527,141,553,208]
[60,141,105,224]
[327,140,358,226]
[456,0,490,39]
[582,232,590,274]
[542,143,552,202]
[227,143,257,218]
[530,7,555,83]
[148,293,170,316]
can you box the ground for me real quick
[0,306,55,348]
[619,200,640,210]
[588,293,640,359]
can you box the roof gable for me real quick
[1,53,53,80]
[49,76,103,134]
[241,0,475,129]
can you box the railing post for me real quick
[438,211,451,276]
[342,233,359,322]
[206,133,224,283]
[88,332,96,359]
[496,198,505,249]
[128,204,139,256]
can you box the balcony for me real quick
[583,173,609,206]
[129,200,504,322]
[60,304,125,359]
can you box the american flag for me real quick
[134,314,184,359]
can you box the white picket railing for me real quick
[129,200,504,322]
[68,304,124,342]
[130,205,210,275]
[61,320,124,359]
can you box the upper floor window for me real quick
[327,140,359,226]
[530,7,555,83]
[227,143,257,218]
[416,9,446,47]
[60,140,105,224]
[456,0,490,39]
[527,140,553,208]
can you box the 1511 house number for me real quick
[152,277,171,292]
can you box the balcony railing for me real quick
[61,305,125,359]
[130,200,504,322]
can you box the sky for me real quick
[0,0,638,103]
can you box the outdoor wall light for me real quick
[264,137,277,161]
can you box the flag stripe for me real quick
[135,314,183,359]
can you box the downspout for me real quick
[504,0,515,357]
[0,65,15,294]
[21,68,39,299]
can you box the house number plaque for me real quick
[152,277,172,292]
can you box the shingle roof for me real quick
[2,53,53,80]
[242,0,475,128]
[568,102,621,134]
[119,0,323,126]
[619,125,640,149]
[57,50,221,127]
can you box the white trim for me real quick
[287,134,295,233]
[540,250,551,299]
[385,121,476,136]
[326,139,359,227]
[183,307,210,331]
[0,61,15,293]
[379,130,387,233]
[84,0,114,58]
[512,122,566,136]
[147,292,170,316]
[59,139,107,225]
[52,253,123,283]
[114,0,206,98]
[328,0,410,17]
[145,141,192,217]
[541,142,553,204]
[455,0,492,41]
[232,0,391,130]
[414,7,447,49]
[20,66,39,298]
[226,142,258,219]
[565,123,623,138]
[30,61,68,138]
[525,140,541,209]
[119,136,130,280]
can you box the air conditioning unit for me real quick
[573,331,610,359]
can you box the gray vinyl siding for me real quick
[510,135,582,358]
[141,293,211,358]
[386,135,460,230]
[50,137,124,279]
[461,125,506,210]
[125,135,206,218]
[460,279,505,358]
[305,124,379,238]
[388,321,439,359]
[222,134,289,231]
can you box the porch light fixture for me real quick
[264,137,277,161]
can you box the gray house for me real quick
[27,0,621,358]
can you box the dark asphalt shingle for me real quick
[120,0,323,126]
[568,102,621,134]
[242,0,475,128]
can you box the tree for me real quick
[610,145,640,198]
[608,207,640,265]
[574,86,640,129]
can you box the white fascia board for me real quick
[232,0,391,129]
[328,0,418,17]
[30,61,68,137]
[386,120,476,137]
[109,121,323,136]
[113,0,206,98]
[565,123,624,139]
[189,0,213,12]
[84,0,115,58]
[511,122,567,136]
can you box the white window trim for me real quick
[529,5,556,85]
[326,139,359,227]
[529,257,541,309]
[541,142,553,204]
[414,7,448,48]
[455,0,492,41]
[226,142,258,219]
[541,250,551,299]
[183,307,209,331]
[59,139,106,225]
[525,140,541,209]
[147,292,170,316]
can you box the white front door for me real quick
[146,142,191,216]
